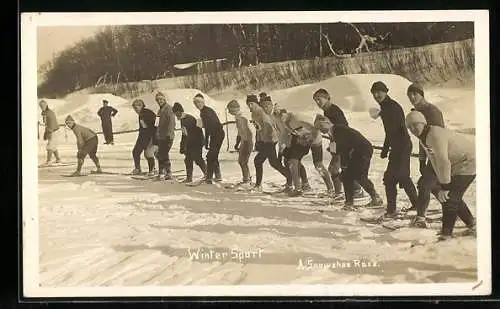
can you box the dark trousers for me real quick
[441,175,476,236]
[341,151,378,204]
[416,161,440,217]
[101,120,114,143]
[329,154,362,194]
[156,138,173,175]
[206,134,224,181]
[132,133,155,171]
[185,147,207,180]
[77,136,99,160]
[383,143,418,213]
[282,148,308,185]
[254,142,290,186]
[285,139,310,189]
[238,140,253,182]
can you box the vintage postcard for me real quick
[21,11,490,297]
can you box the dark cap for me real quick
[407,83,424,97]
[194,93,204,99]
[370,81,389,93]
[172,102,184,113]
[246,94,259,104]
[313,88,330,98]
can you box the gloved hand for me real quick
[419,160,427,175]
[180,148,185,155]
[380,148,389,159]
[234,144,240,151]
[205,144,210,151]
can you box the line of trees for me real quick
[37,22,474,98]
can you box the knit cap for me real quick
[407,83,424,97]
[370,81,389,93]
[65,115,74,122]
[246,94,259,104]
[172,102,184,113]
[313,88,330,98]
[405,110,427,128]
[227,99,240,109]
[260,95,273,106]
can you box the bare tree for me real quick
[320,33,352,58]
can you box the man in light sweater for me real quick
[64,115,102,176]
[405,111,476,241]
[155,91,176,180]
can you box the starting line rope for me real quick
[38,120,420,158]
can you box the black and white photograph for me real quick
[21,11,490,297]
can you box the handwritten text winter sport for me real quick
[187,247,264,263]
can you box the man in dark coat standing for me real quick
[370,81,418,221]
[97,99,118,145]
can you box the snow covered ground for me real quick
[36,74,477,287]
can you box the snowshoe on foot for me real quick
[437,234,453,241]
[90,168,103,174]
[131,168,142,175]
[401,206,417,212]
[353,189,366,200]
[364,195,384,208]
[147,169,157,177]
[332,193,344,202]
[251,185,263,193]
[410,216,428,229]
[287,189,303,197]
[342,202,357,211]
[70,171,82,177]
[181,178,193,184]
[301,183,312,192]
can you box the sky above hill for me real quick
[37,26,102,68]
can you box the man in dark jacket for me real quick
[173,102,207,183]
[97,100,118,145]
[39,100,62,165]
[155,91,176,180]
[370,81,418,220]
[406,83,446,227]
[313,89,364,201]
[193,93,225,184]
[131,99,157,176]
[315,115,383,208]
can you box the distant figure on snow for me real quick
[97,99,118,145]
[39,100,62,166]
[64,115,102,177]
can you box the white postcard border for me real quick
[21,10,491,297]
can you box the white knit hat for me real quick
[368,107,381,119]
[405,110,427,128]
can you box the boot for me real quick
[46,150,53,164]
[147,169,158,177]
[53,150,62,163]
[410,216,428,229]
[365,194,384,207]
[287,189,303,197]
[301,182,312,192]
[131,168,142,175]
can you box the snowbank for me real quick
[278,74,413,113]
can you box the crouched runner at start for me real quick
[65,115,102,176]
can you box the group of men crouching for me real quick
[39,81,476,241]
